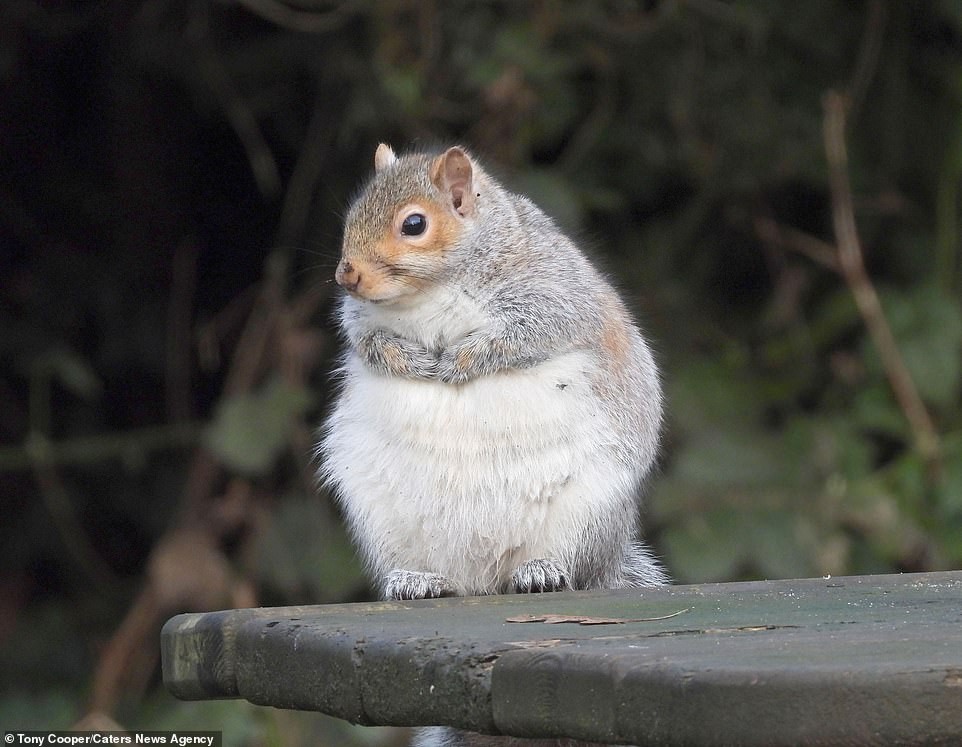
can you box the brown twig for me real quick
[165,240,198,423]
[846,0,886,129]
[88,585,160,714]
[2,0,105,37]
[88,279,284,709]
[753,216,840,273]
[86,66,343,712]
[234,0,359,34]
[86,268,281,713]
[0,422,201,472]
[222,253,288,398]
[275,92,333,249]
[822,91,941,473]
[195,283,261,373]
[558,46,618,171]
[88,524,253,714]
[187,6,280,199]
[33,463,119,590]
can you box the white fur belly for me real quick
[321,351,629,594]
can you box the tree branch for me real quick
[234,0,359,34]
[822,90,941,473]
[0,423,201,472]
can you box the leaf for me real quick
[843,471,927,566]
[505,609,689,625]
[671,427,788,488]
[807,286,861,349]
[852,383,908,439]
[663,506,816,583]
[934,433,962,519]
[33,347,102,400]
[253,493,365,602]
[669,359,767,430]
[514,169,585,232]
[661,511,745,583]
[749,511,817,580]
[0,691,77,730]
[781,415,874,484]
[205,378,314,475]
[380,67,423,115]
[864,286,962,408]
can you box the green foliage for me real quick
[3,0,962,740]
[254,493,366,603]
[205,378,314,475]
[866,286,962,408]
[662,506,818,582]
[0,692,79,731]
[30,348,103,402]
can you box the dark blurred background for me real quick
[2,0,961,743]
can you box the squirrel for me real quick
[320,142,667,598]
[318,143,666,745]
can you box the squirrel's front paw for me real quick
[436,332,494,384]
[384,569,457,600]
[358,329,438,379]
[510,558,571,593]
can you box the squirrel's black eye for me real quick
[401,213,427,236]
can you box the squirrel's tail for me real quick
[617,540,671,587]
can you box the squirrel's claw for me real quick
[510,558,571,594]
[384,569,457,600]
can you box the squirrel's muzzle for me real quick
[335,259,361,292]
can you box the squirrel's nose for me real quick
[335,259,361,292]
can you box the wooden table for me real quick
[162,570,962,745]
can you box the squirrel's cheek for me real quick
[350,274,396,302]
[337,256,427,303]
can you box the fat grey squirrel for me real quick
[319,144,666,746]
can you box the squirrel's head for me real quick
[336,144,477,304]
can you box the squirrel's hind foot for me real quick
[384,569,457,600]
[510,558,570,593]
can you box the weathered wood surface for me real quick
[162,570,962,745]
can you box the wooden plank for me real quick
[161,571,962,745]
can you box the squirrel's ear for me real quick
[374,143,397,172]
[431,147,475,217]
